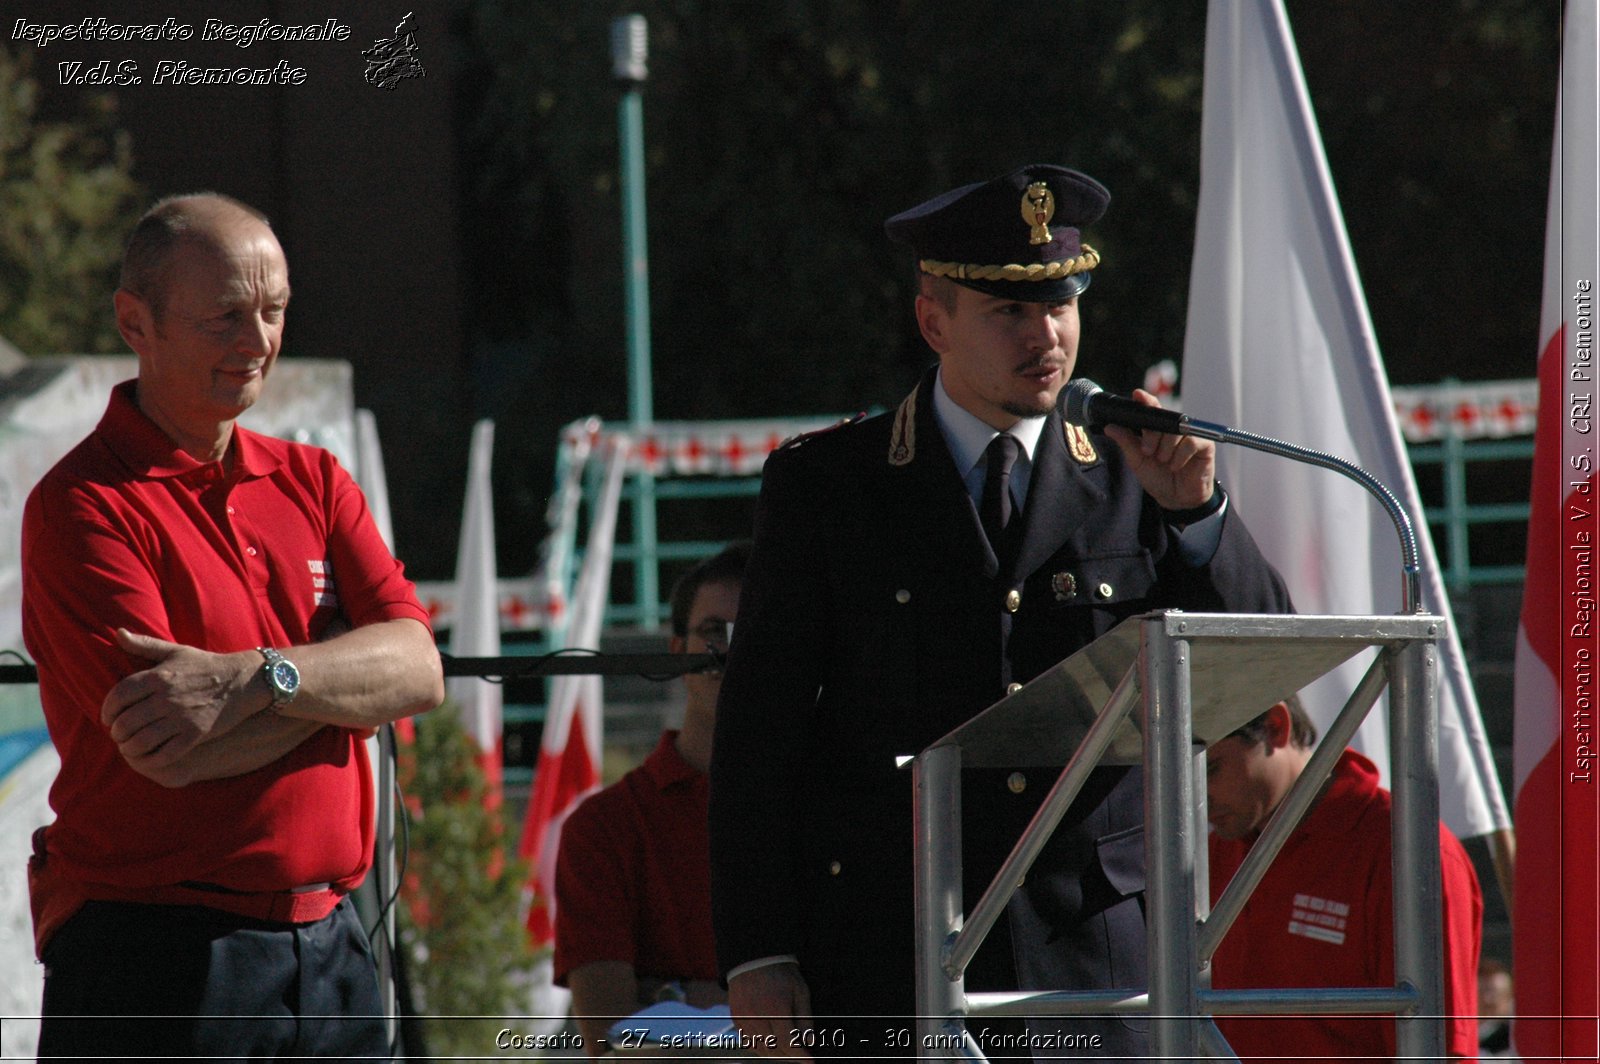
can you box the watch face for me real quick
[270,659,300,696]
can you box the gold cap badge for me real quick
[1022,181,1055,246]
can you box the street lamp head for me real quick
[611,15,648,83]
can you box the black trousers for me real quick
[39,896,389,1062]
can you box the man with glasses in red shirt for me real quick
[554,541,750,1056]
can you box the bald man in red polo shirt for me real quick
[21,192,444,1060]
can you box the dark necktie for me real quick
[980,434,1022,557]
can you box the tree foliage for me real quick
[454,0,1557,565]
[0,45,142,355]
[1286,0,1559,383]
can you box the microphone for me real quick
[1061,376,1427,613]
[1061,378,1190,435]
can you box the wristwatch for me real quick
[257,647,301,707]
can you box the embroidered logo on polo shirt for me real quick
[309,559,339,608]
[1288,892,1349,945]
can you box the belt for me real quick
[162,880,343,922]
[29,828,346,955]
[180,880,335,896]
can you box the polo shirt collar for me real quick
[642,730,704,790]
[1266,748,1379,844]
[99,379,280,480]
[229,423,280,479]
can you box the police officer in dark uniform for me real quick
[708,164,1291,1060]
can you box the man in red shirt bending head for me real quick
[1206,695,1483,1061]
[22,192,444,1060]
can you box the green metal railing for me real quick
[1409,435,1534,588]
[607,476,764,627]
[591,437,1535,629]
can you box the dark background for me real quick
[7,0,1561,580]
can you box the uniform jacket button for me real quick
[1007,772,1027,794]
[1004,589,1022,612]
[829,860,842,876]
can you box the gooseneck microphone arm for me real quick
[1063,379,1422,615]
[1183,417,1422,615]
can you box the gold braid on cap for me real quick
[919,245,1100,283]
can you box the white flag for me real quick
[447,419,503,798]
[1180,0,1508,838]
[354,409,396,553]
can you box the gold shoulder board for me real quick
[888,386,919,466]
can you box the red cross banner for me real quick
[1512,1,1600,1053]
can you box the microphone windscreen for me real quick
[1061,377,1104,427]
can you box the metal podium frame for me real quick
[911,611,1445,1061]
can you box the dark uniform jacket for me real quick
[709,369,1291,1057]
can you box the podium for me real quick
[910,611,1446,1061]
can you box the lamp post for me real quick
[611,14,659,627]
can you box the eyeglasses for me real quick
[689,619,734,652]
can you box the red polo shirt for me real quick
[1209,749,1483,1061]
[554,730,718,986]
[22,380,430,948]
